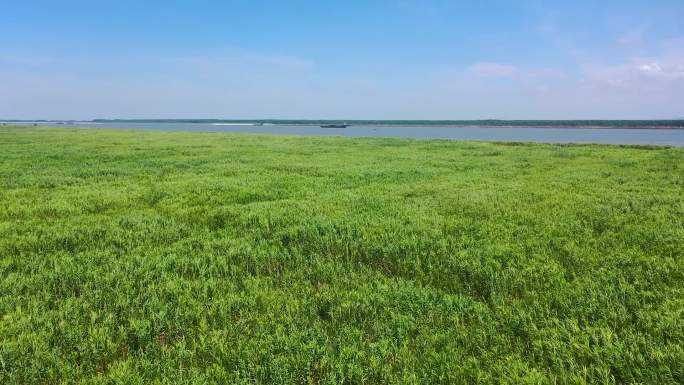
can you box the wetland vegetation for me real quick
[1,126,682,384]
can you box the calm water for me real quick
[9,122,684,146]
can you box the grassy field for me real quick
[1,126,683,384]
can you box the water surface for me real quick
[7,122,684,146]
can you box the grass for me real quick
[1,126,683,384]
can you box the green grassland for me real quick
[1,126,683,384]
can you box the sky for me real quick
[1,0,683,120]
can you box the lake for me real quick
[8,122,684,146]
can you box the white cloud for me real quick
[582,57,684,88]
[579,38,684,89]
[637,62,662,74]
[467,62,518,78]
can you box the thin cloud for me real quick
[468,62,518,78]
[241,52,316,71]
[582,59,684,88]
[617,21,651,46]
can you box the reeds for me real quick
[1,126,682,384]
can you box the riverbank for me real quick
[1,126,682,384]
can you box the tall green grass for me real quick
[1,126,682,384]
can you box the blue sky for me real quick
[1,0,683,119]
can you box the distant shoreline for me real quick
[93,119,684,129]
[357,124,684,130]
[4,119,684,129]
[3,121,684,130]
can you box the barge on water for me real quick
[320,123,350,128]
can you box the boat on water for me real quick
[320,123,350,128]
